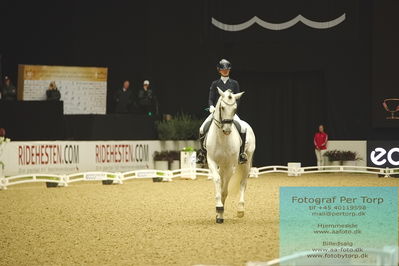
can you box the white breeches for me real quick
[315,149,327,166]
[200,114,246,134]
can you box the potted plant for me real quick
[324,150,341,166]
[324,150,362,166]
[153,151,169,169]
[153,151,169,182]
[341,151,362,166]
[180,146,197,179]
[168,150,180,170]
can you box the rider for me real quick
[197,59,248,164]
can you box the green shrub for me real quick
[156,113,202,140]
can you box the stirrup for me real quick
[239,152,248,164]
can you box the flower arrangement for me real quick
[182,146,196,152]
[340,151,362,161]
[153,150,180,164]
[0,128,11,170]
[324,150,362,162]
[168,151,180,161]
[153,151,170,162]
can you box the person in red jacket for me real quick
[314,125,328,167]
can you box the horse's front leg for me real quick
[208,159,224,223]
[219,167,233,207]
[237,165,249,218]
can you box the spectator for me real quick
[137,80,158,115]
[114,80,134,113]
[1,76,17,101]
[46,81,61,101]
[314,124,328,167]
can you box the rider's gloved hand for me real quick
[209,105,215,113]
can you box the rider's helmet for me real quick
[217,59,231,71]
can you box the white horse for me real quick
[206,88,256,223]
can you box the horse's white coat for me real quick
[206,88,256,222]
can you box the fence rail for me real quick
[1,165,398,190]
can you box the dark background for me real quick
[371,1,399,128]
[1,0,399,166]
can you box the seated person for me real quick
[46,81,61,101]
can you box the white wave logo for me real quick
[211,14,346,31]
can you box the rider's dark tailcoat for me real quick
[208,78,241,107]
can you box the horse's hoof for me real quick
[237,211,245,218]
[216,218,224,224]
[216,206,224,212]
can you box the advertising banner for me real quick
[1,141,161,176]
[280,187,398,266]
[367,141,399,167]
[18,64,107,114]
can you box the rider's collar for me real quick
[220,76,229,84]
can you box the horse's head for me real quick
[216,87,244,135]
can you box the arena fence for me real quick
[0,165,398,190]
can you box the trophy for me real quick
[382,98,399,119]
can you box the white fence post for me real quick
[288,162,301,176]
[249,167,259,178]
[59,175,68,187]
[113,172,123,185]
[0,170,7,190]
[385,167,390,178]
[162,170,173,182]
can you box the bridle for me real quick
[213,98,236,129]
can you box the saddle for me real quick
[202,119,246,149]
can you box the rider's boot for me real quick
[239,132,248,164]
[196,133,207,164]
